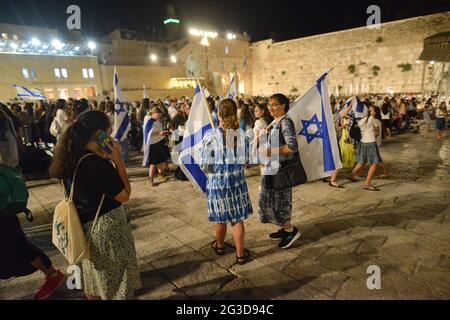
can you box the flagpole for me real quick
[196,78,216,129]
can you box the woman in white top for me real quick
[142,107,170,186]
[252,103,273,171]
[346,103,383,191]
[435,102,448,140]
[53,99,72,142]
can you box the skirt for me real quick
[381,119,392,129]
[436,118,446,130]
[258,177,293,227]
[146,140,170,165]
[0,215,52,279]
[356,142,383,165]
[80,206,141,300]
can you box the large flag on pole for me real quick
[143,85,149,99]
[288,71,342,181]
[226,73,238,99]
[13,84,46,100]
[179,83,214,193]
[112,67,130,141]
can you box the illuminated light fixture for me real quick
[51,49,57,54]
[415,60,421,64]
[200,35,210,46]
[22,43,28,48]
[189,28,217,39]
[74,46,80,51]
[164,18,180,24]
[52,39,64,50]
[150,54,157,62]
[87,41,96,50]
[38,49,44,53]
[0,41,4,46]
[10,42,18,49]
[42,44,49,49]
[31,37,41,46]
[170,55,177,63]
[18,48,24,52]
[430,60,435,65]
[226,33,236,40]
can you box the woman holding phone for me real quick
[49,110,140,300]
[142,106,171,186]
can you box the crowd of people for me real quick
[0,90,448,300]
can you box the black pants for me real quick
[0,215,52,279]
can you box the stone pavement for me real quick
[1,126,449,300]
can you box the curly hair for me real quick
[218,99,239,148]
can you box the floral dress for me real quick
[200,128,253,224]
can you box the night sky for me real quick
[0,0,449,42]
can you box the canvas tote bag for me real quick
[52,153,105,265]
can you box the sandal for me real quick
[236,249,251,265]
[329,182,345,188]
[346,175,357,182]
[363,185,380,191]
[211,240,225,256]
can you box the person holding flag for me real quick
[258,93,302,250]
[142,106,170,186]
[112,67,131,165]
[200,98,253,265]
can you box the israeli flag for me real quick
[13,84,46,100]
[179,84,213,193]
[142,116,155,167]
[345,96,366,118]
[143,85,149,99]
[112,67,130,142]
[288,71,342,181]
[226,74,238,99]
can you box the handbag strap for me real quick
[86,193,105,247]
[68,153,96,200]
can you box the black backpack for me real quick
[349,120,362,142]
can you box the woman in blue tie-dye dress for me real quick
[200,99,253,265]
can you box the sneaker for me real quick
[269,228,289,240]
[278,227,301,249]
[34,269,65,300]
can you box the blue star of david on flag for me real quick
[298,114,324,144]
[114,98,125,115]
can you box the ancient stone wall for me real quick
[249,12,450,97]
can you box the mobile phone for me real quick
[95,130,113,154]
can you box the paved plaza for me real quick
[1,126,449,300]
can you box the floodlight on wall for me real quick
[52,39,64,50]
[31,38,41,46]
[74,46,80,51]
[10,42,18,49]
[415,60,421,64]
[226,33,236,40]
[170,55,177,63]
[88,41,96,50]
[189,28,218,39]
[42,44,49,49]
[430,61,435,65]
[150,54,158,62]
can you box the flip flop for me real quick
[363,185,380,191]
[329,182,345,188]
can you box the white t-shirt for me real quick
[436,108,446,119]
[168,106,177,119]
[374,119,382,147]
[358,116,377,143]
[55,109,70,134]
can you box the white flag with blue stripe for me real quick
[13,84,46,100]
[112,67,130,142]
[226,74,238,99]
[344,96,366,118]
[143,85,149,99]
[288,71,342,181]
[179,84,213,193]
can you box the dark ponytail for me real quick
[49,111,110,179]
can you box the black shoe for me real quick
[278,227,301,249]
[269,228,289,240]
